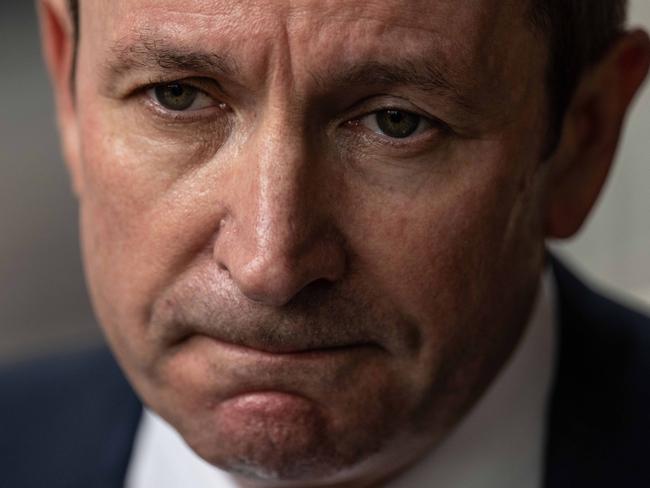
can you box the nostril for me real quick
[212,215,347,306]
[306,277,336,293]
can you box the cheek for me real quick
[344,140,543,391]
[76,100,229,357]
[350,153,517,312]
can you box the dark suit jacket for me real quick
[1,260,649,487]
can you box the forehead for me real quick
[85,0,535,71]
[89,0,525,32]
[81,0,543,118]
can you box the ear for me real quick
[545,29,650,238]
[38,0,84,197]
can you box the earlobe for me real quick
[38,0,83,197]
[545,29,650,239]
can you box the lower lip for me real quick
[216,391,323,425]
[223,391,311,411]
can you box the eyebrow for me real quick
[103,38,239,81]
[337,61,454,92]
[316,60,476,112]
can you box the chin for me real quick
[172,390,404,485]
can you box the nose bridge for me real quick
[213,110,345,306]
[252,114,312,258]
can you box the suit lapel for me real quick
[544,258,650,487]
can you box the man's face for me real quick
[70,0,550,484]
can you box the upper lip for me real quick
[154,292,390,356]
[177,329,381,356]
[167,321,382,355]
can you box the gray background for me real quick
[1,1,98,364]
[1,2,649,364]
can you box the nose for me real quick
[212,125,346,307]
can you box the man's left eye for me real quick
[359,109,433,139]
[148,83,215,112]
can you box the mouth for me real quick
[157,327,391,414]
[162,313,385,358]
[175,332,382,358]
[164,332,385,399]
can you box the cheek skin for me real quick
[342,132,547,431]
[77,100,229,367]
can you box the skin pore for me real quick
[39,0,650,486]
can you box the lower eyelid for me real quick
[140,98,229,127]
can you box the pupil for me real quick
[169,84,184,97]
[377,110,420,138]
[155,83,198,111]
[389,111,404,124]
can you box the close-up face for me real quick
[54,0,555,485]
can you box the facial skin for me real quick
[39,0,650,486]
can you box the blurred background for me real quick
[1,2,649,364]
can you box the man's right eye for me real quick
[148,83,216,112]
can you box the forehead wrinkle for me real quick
[281,0,455,33]
[277,5,498,114]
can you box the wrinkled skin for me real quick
[39,0,650,486]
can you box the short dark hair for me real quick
[531,0,628,151]
[66,0,627,152]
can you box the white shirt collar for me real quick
[125,270,556,488]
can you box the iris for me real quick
[375,110,421,138]
[154,83,198,111]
